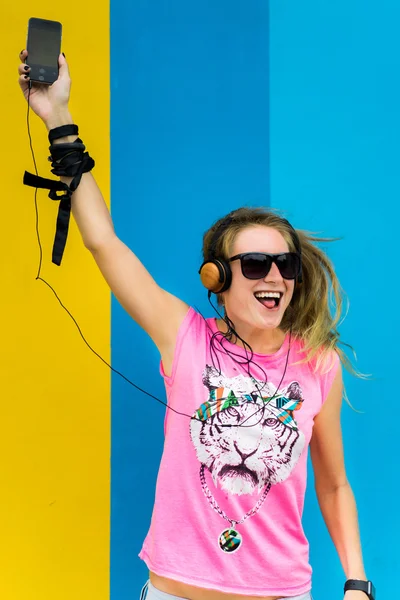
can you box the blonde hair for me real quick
[202,206,364,386]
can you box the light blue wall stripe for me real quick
[110,3,270,598]
[270,1,399,598]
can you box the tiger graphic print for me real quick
[190,366,306,496]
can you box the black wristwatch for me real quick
[344,579,376,600]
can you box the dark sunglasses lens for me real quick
[275,253,299,279]
[241,254,271,279]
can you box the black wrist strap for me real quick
[23,171,75,266]
[344,580,375,600]
[48,124,79,144]
[23,133,94,266]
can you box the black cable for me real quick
[26,89,294,430]
[26,87,203,423]
[203,294,293,428]
[27,84,43,280]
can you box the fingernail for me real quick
[20,49,25,54]
[24,75,28,79]
[24,65,29,71]
[62,52,66,57]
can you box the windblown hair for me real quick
[202,206,362,381]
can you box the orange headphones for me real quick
[199,213,303,294]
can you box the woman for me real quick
[18,51,374,600]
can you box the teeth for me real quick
[254,292,281,299]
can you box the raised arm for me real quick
[18,50,189,373]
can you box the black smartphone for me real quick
[26,17,62,85]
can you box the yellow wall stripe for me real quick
[1,6,110,599]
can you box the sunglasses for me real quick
[229,252,301,281]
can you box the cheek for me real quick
[285,282,295,305]
[223,274,253,306]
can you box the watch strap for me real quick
[344,579,375,600]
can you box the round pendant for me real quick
[218,527,242,553]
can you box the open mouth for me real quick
[254,291,283,310]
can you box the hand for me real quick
[18,49,72,129]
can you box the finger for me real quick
[18,63,30,75]
[19,49,28,61]
[18,73,30,93]
[58,53,70,80]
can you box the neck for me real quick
[216,317,287,355]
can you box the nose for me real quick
[264,260,283,282]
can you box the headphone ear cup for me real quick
[199,259,232,293]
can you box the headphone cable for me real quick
[25,89,294,430]
[25,86,204,422]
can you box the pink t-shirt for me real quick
[139,307,340,597]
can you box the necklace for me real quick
[200,464,271,553]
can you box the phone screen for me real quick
[27,18,62,84]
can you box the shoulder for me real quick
[314,348,342,409]
[290,336,342,406]
[168,307,228,357]
[293,335,340,375]
[184,307,216,338]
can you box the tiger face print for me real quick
[190,366,306,496]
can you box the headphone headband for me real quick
[206,214,235,261]
[279,218,302,256]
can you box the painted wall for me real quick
[110,2,269,598]
[3,1,396,599]
[2,4,110,600]
[111,1,397,599]
[270,1,398,599]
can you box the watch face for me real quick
[368,581,376,600]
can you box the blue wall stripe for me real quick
[110,2,270,598]
[270,1,398,597]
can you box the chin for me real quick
[259,315,284,330]
[254,305,286,329]
[234,310,282,333]
[228,299,288,331]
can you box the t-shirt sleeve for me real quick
[319,350,341,409]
